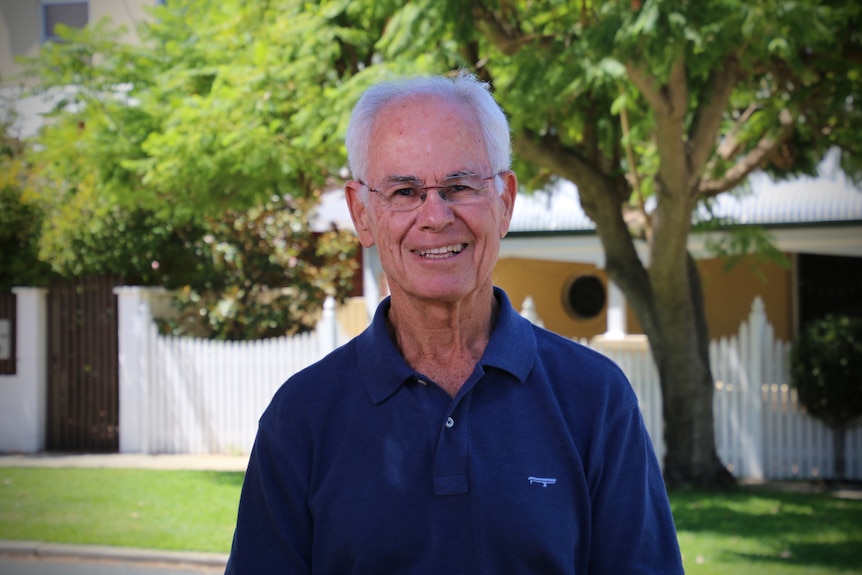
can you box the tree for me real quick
[790,315,862,480]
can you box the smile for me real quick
[416,244,467,258]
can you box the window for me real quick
[562,274,606,320]
[42,2,88,43]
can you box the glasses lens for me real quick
[383,185,424,211]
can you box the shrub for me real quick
[789,314,862,478]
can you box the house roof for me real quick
[509,150,862,235]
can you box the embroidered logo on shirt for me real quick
[528,476,557,487]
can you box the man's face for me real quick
[346,95,516,305]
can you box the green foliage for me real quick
[160,195,358,340]
[0,116,55,291]
[790,315,862,430]
[15,1,368,326]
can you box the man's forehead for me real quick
[367,97,489,178]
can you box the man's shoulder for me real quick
[528,326,638,408]
[267,339,362,406]
[533,326,625,374]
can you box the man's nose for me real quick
[416,188,454,228]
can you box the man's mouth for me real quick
[416,244,467,259]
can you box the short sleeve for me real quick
[588,403,684,574]
[225,402,313,574]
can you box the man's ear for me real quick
[345,180,375,248]
[497,170,517,239]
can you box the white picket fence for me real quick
[598,299,862,481]
[145,330,323,454]
[116,288,861,480]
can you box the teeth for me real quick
[418,244,465,257]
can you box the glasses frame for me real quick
[358,173,501,212]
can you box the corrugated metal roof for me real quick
[509,151,862,234]
[703,165,862,226]
[510,181,595,233]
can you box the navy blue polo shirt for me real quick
[226,288,683,574]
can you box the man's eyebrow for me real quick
[442,170,480,180]
[379,171,480,185]
[380,174,423,186]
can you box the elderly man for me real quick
[225,72,684,574]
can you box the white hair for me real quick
[345,72,512,195]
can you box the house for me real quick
[0,1,159,82]
[1,1,162,137]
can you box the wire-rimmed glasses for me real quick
[358,173,499,212]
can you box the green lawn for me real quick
[672,485,862,574]
[0,468,242,553]
[1,467,861,574]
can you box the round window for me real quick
[563,275,606,320]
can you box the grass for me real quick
[672,484,862,574]
[0,468,242,553]
[1,468,861,573]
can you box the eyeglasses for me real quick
[358,173,499,212]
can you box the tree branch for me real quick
[698,108,794,197]
[687,55,740,188]
[641,57,689,197]
[715,103,757,160]
[625,61,666,114]
[619,99,651,241]
[471,3,562,56]
[512,129,618,202]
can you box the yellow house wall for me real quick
[696,256,793,341]
[493,258,611,340]
[494,255,793,342]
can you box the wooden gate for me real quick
[0,292,15,375]
[47,276,121,452]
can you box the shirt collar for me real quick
[356,288,537,405]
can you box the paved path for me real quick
[0,542,226,574]
[0,453,248,472]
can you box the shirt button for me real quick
[446,417,455,428]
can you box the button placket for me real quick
[433,394,472,496]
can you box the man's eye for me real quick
[391,187,419,198]
[445,185,472,193]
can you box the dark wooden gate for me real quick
[47,275,120,452]
[0,292,15,375]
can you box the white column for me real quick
[743,297,766,480]
[604,280,627,339]
[114,286,162,453]
[317,295,338,353]
[519,296,544,327]
[362,245,384,320]
[0,288,48,453]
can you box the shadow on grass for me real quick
[671,484,862,572]
[202,470,245,487]
[726,541,862,572]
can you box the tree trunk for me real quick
[645,254,735,489]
